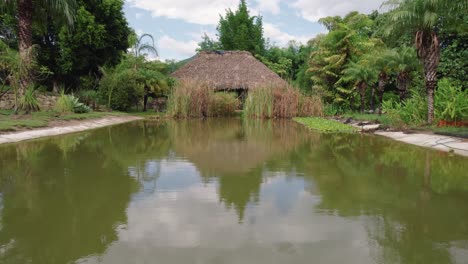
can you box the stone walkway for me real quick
[375,131,468,157]
[0,116,142,145]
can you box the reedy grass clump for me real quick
[167,80,239,118]
[244,85,323,119]
[17,86,40,114]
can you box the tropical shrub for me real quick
[55,91,91,113]
[383,78,468,127]
[434,78,468,122]
[167,80,239,118]
[383,91,427,127]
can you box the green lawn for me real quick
[294,117,359,133]
[0,110,128,132]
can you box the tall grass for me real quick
[167,80,239,118]
[244,85,323,119]
[18,86,40,114]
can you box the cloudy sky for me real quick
[124,0,384,61]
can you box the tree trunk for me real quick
[358,82,367,113]
[417,31,440,124]
[52,80,60,93]
[377,72,387,115]
[370,86,375,113]
[17,0,34,95]
[397,72,409,101]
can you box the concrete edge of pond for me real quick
[0,116,143,145]
[375,131,468,157]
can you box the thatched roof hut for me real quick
[171,50,287,91]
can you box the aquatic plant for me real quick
[167,80,239,118]
[244,85,323,119]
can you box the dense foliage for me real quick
[98,55,172,111]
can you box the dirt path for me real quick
[0,116,143,145]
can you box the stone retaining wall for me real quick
[0,92,58,110]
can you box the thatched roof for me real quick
[171,50,287,90]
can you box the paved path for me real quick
[0,116,143,145]
[376,131,468,157]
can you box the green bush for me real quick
[98,69,143,111]
[435,78,468,122]
[77,90,99,109]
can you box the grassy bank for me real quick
[294,117,358,133]
[0,110,128,132]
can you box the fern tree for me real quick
[385,0,468,123]
[308,12,377,110]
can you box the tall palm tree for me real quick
[368,49,395,115]
[340,61,378,113]
[385,0,467,123]
[391,46,419,101]
[132,33,158,58]
[1,0,76,100]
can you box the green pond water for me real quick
[0,119,467,264]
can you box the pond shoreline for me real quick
[294,117,468,157]
[0,116,143,145]
[374,131,468,157]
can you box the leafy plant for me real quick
[434,78,468,121]
[382,90,427,127]
[55,90,90,113]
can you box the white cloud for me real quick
[291,0,384,22]
[255,0,281,14]
[264,23,314,46]
[158,35,198,59]
[127,0,239,25]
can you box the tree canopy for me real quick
[217,0,265,55]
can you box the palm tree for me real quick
[391,46,419,101]
[1,0,76,102]
[340,61,378,113]
[368,49,395,115]
[385,0,467,123]
[132,33,158,58]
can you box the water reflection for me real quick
[0,119,467,264]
